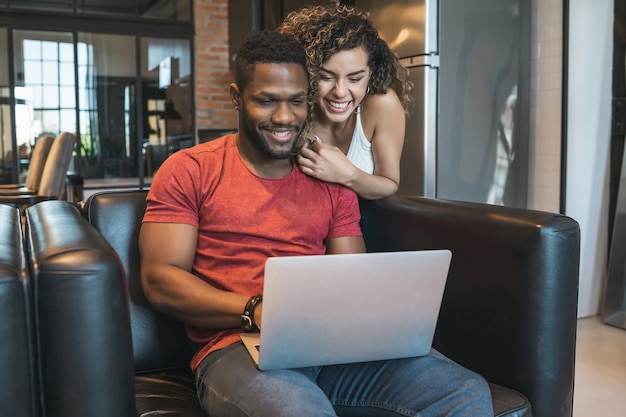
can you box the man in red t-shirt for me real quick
[140,30,492,417]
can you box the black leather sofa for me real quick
[0,204,38,417]
[20,191,580,417]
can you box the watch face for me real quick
[241,314,254,331]
[241,295,262,331]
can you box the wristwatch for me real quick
[241,295,262,331]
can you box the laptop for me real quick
[240,249,452,371]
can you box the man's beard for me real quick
[240,111,302,160]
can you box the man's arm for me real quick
[326,235,366,254]
[139,222,249,329]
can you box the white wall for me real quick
[565,0,613,317]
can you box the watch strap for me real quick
[241,295,262,331]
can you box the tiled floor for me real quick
[573,315,626,416]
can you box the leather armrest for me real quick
[359,196,580,417]
[0,204,38,417]
[25,200,135,417]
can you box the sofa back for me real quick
[82,190,197,372]
[0,204,38,417]
[25,201,135,417]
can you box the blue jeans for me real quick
[195,343,493,417]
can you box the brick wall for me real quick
[194,0,237,131]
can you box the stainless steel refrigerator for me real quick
[355,0,529,207]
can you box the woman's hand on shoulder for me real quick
[297,138,358,186]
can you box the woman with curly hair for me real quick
[279,1,413,199]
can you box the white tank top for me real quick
[346,111,374,174]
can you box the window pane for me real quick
[23,61,42,84]
[78,85,89,109]
[41,41,58,60]
[42,61,59,84]
[14,30,74,152]
[76,42,89,66]
[41,110,60,133]
[42,85,59,108]
[30,110,43,135]
[59,62,75,86]
[30,85,43,108]
[22,39,41,60]
[60,109,76,132]
[60,86,75,107]
[59,42,74,61]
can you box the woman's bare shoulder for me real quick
[365,88,402,109]
[361,89,405,134]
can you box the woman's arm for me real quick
[363,90,406,198]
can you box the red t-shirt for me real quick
[143,134,362,371]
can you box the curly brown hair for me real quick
[278,1,414,118]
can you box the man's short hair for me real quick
[234,30,308,90]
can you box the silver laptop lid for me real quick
[255,250,451,370]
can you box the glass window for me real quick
[14,30,75,148]
[2,3,193,190]
[140,36,192,178]
[77,32,136,180]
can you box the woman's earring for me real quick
[366,86,371,95]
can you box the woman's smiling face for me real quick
[316,46,371,123]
